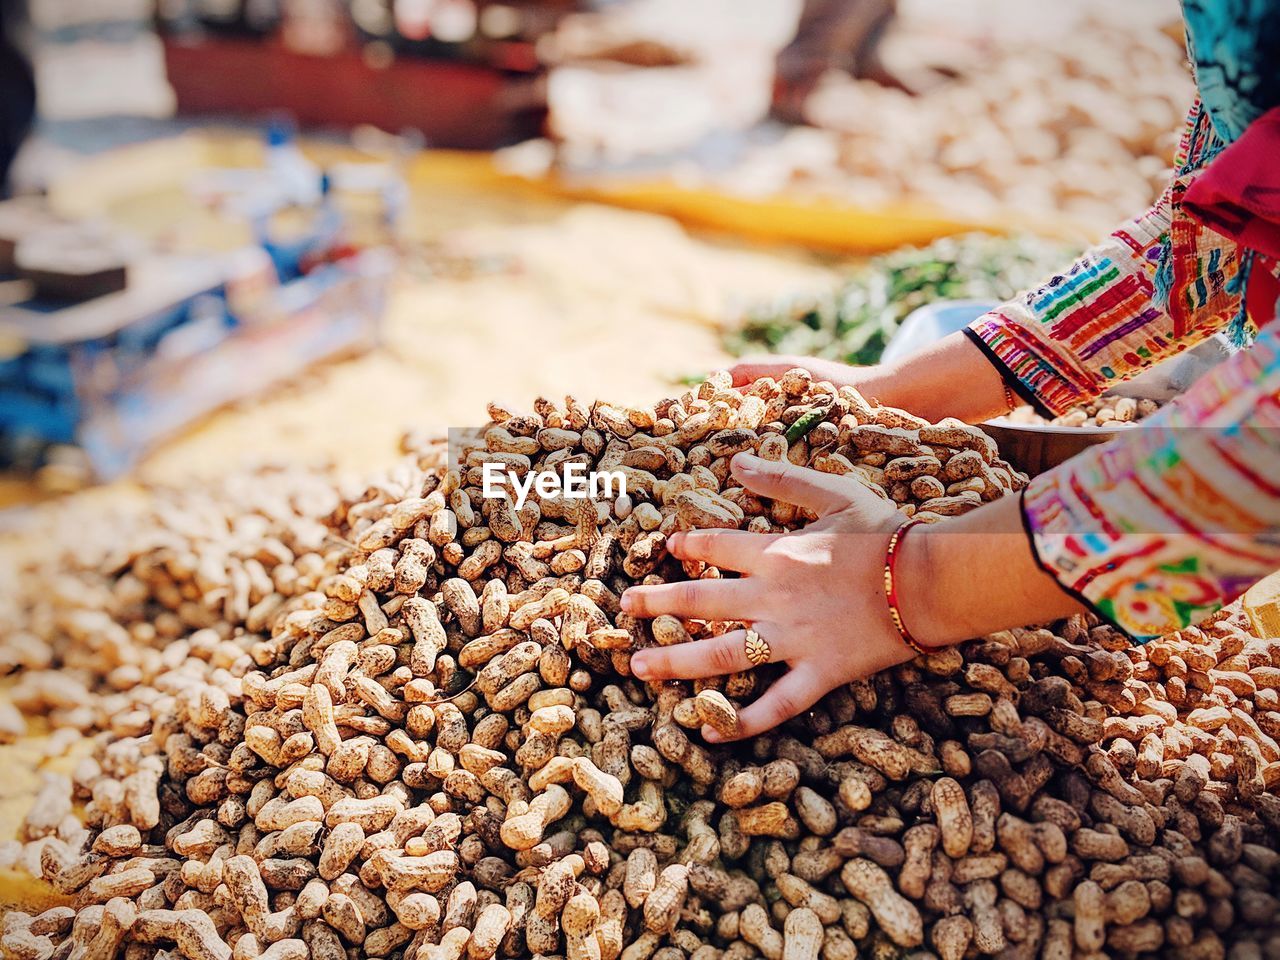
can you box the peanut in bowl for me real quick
[981,394,1165,477]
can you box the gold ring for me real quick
[743,628,771,667]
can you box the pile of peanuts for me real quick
[2,370,1279,960]
[513,8,1191,229]
[721,13,1194,228]
[1003,395,1163,429]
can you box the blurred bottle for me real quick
[393,0,433,43]
[243,0,285,33]
[281,0,348,55]
[351,0,394,43]
[186,0,283,36]
[193,0,242,32]
[390,0,480,60]
[432,0,476,44]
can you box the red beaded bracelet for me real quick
[883,516,934,657]
[1002,381,1018,414]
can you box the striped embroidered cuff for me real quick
[967,312,1098,418]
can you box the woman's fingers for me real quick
[667,529,779,573]
[707,665,826,742]
[731,454,858,516]
[729,357,804,386]
[630,626,781,682]
[620,578,762,620]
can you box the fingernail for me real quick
[631,653,652,680]
[620,591,636,613]
[667,532,685,557]
[732,453,759,475]
[701,724,724,743]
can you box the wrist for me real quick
[863,332,1018,424]
[846,363,902,407]
[892,497,1087,648]
[888,518,956,650]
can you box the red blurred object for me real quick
[162,35,544,148]
[300,241,361,273]
[487,39,538,72]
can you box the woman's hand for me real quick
[622,451,1086,743]
[621,453,921,742]
[730,355,874,390]
[729,332,1016,424]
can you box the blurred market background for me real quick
[0,0,1193,510]
[5,0,1263,900]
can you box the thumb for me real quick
[731,454,865,517]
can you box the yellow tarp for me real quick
[407,150,1094,253]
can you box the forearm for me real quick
[1020,323,1280,641]
[894,494,1085,646]
[965,103,1257,418]
[849,331,1013,424]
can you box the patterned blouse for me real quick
[966,0,1280,641]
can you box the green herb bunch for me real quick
[728,233,1078,366]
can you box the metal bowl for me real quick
[977,338,1233,477]
[981,417,1131,478]
[886,302,1234,477]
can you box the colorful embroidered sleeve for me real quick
[1021,323,1280,642]
[965,103,1250,418]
